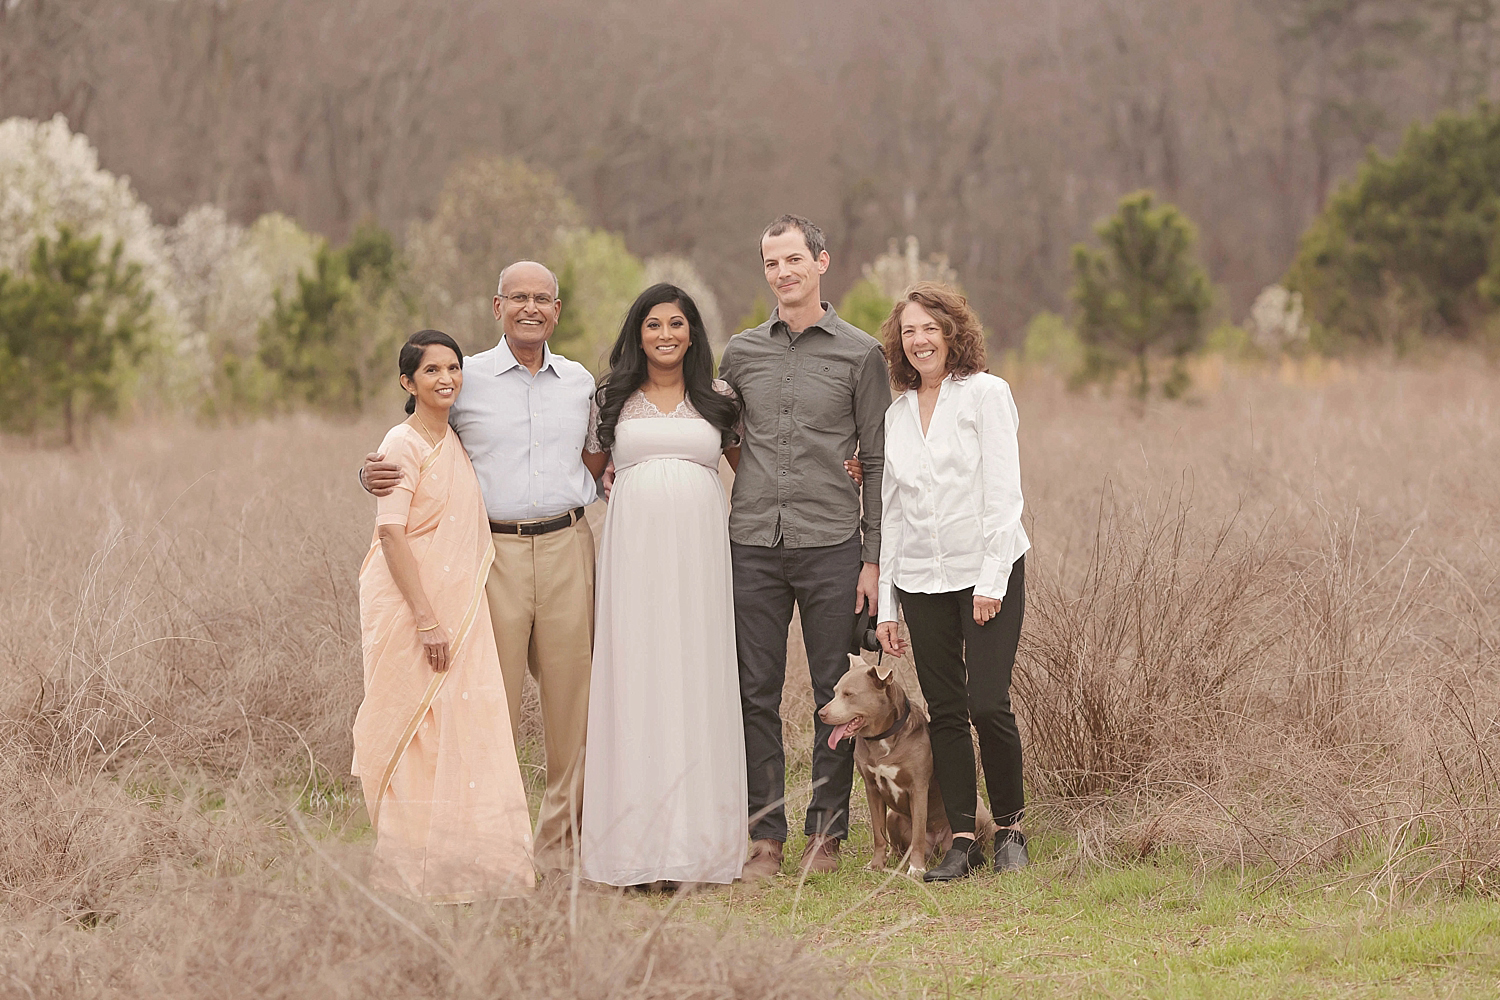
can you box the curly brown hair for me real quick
[880,281,988,391]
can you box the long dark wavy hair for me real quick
[594,283,741,451]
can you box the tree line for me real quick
[4,0,1497,338]
[4,3,1500,440]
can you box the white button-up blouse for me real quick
[877,371,1030,624]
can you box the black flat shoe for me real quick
[922,839,984,882]
[994,830,1029,872]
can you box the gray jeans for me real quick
[732,533,862,843]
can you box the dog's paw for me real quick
[906,864,925,877]
[865,858,886,871]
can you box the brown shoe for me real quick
[800,834,841,874]
[740,839,784,882]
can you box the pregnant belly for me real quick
[617,456,719,487]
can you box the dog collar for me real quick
[864,696,911,743]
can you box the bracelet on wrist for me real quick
[416,621,441,632]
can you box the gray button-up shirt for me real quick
[718,303,888,563]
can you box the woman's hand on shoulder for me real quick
[418,620,451,672]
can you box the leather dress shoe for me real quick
[922,837,985,882]
[994,830,1029,872]
[800,834,841,874]
[739,839,784,882]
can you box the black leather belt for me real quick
[489,507,586,536]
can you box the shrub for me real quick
[256,223,413,413]
[836,278,892,337]
[1287,102,1500,347]
[1021,310,1084,373]
[732,296,770,335]
[1244,284,1309,354]
[1071,191,1213,399]
[547,227,644,372]
[165,210,321,418]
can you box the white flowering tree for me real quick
[163,207,320,413]
[1246,284,1309,353]
[840,235,962,336]
[0,115,200,428]
[861,235,960,301]
[0,115,179,329]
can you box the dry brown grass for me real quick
[1008,354,1500,886]
[1,355,1498,994]
[0,417,851,998]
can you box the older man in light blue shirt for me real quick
[453,326,598,521]
[364,260,597,871]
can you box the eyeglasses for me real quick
[501,292,556,307]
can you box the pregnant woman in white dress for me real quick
[580,283,748,887]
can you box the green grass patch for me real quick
[663,841,1500,998]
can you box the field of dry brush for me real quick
[1,356,1497,996]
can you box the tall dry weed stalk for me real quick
[2,359,1498,985]
[1007,359,1500,886]
[0,418,854,997]
[1016,487,1280,798]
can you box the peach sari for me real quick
[354,422,533,901]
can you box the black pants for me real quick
[898,555,1026,833]
[732,534,862,842]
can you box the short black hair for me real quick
[761,214,826,261]
[399,329,463,414]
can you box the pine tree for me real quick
[257,222,413,412]
[1287,102,1500,347]
[1071,191,1212,399]
[0,227,153,444]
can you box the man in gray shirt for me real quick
[718,215,889,879]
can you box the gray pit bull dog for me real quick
[820,653,995,874]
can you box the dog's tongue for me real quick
[828,721,858,750]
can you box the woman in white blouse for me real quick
[873,281,1031,882]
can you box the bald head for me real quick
[497,260,559,297]
[493,259,563,354]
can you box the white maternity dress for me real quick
[580,385,748,886]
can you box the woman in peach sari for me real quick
[354,329,533,901]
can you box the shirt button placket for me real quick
[778,341,796,543]
[529,382,543,511]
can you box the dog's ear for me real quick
[847,652,864,672]
[871,660,894,685]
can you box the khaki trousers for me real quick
[485,516,595,869]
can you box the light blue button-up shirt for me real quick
[449,337,598,522]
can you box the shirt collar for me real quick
[492,336,557,376]
[769,302,837,337]
[903,373,954,409]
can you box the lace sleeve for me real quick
[712,379,744,443]
[584,389,603,454]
